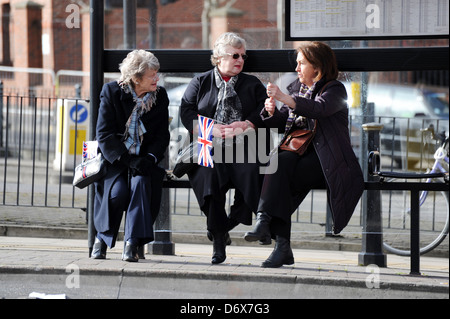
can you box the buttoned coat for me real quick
[262,78,364,234]
[94,81,170,233]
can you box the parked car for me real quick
[166,81,449,170]
[345,82,449,169]
[167,83,188,131]
[167,84,189,168]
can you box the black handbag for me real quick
[172,140,198,178]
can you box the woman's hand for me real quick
[266,82,283,101]
[212,121,252,139]
[264,97,276,117]
[267,82,296,109]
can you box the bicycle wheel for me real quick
[382,179,449,256]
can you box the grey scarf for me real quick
[213,67,243,145]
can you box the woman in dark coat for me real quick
[244,42,364,268]
[92,50,169,262]
[180,32,269,264]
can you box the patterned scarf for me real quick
[119,82,158,155]
[213,67,243,145]
[284,82,316,135]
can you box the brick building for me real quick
[0,0,84,93]
[0,0,278,97]
[0,0,447,97]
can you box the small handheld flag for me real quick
[197,115,214,168]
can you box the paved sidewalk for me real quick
[0,236,448,299]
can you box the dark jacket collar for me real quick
[286,77,328,97]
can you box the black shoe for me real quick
[244,212,272,245]
[122,241,139,262]
[261,236,294,268]
[137,245,145,259]
[91,237,107,259]
[211,232,227,264]
[207,231,232,245]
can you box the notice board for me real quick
[286,0,449,40]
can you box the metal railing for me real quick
[1,91,448,234]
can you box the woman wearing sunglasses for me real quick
[180,32,270,264]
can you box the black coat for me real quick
[179,69,269,225]
[94,81,170,233]
[262,78,364,234]
[180,69,268,132]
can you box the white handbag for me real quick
[73,141,107,189]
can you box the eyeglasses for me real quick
[225,53,248,61]
[144,73,159,81]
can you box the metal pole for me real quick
[410,190,421,275]
[148,0,157,49]
[148,149,175,255]
[88,0,104,257]
[358,123,387,267]
[0,81,3,148]
[123,0,136,49]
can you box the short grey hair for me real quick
[118,50,160,86]
[211,32,246,66]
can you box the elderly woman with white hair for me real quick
[92,50,170,262]
[180,32,269,264]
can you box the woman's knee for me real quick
[110,176,128,208]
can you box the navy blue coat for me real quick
[262,78,364,234]
[94,81,170,233]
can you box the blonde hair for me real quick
[118,50,160,86]
[211,32,246,66]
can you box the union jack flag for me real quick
[197,115,214,168]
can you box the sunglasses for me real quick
[225,53,248,60]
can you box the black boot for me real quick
[244,212,272,245]
[207,231,232,246]
[211,232,227,264]
[91,237,107,259]
[122,241,139,262]
[261,236,294,268]
[207,217,238,245]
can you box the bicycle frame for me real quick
[381,130,449,257]
[420,137,449,205]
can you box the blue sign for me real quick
[70,104,88,123]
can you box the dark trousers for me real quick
[189,158,262,234]
[97,174,159,248]
[258,148,326,239]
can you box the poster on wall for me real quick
[286,0,449,40]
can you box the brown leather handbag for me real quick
[278,81,331,155]
[279,120,317,155]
